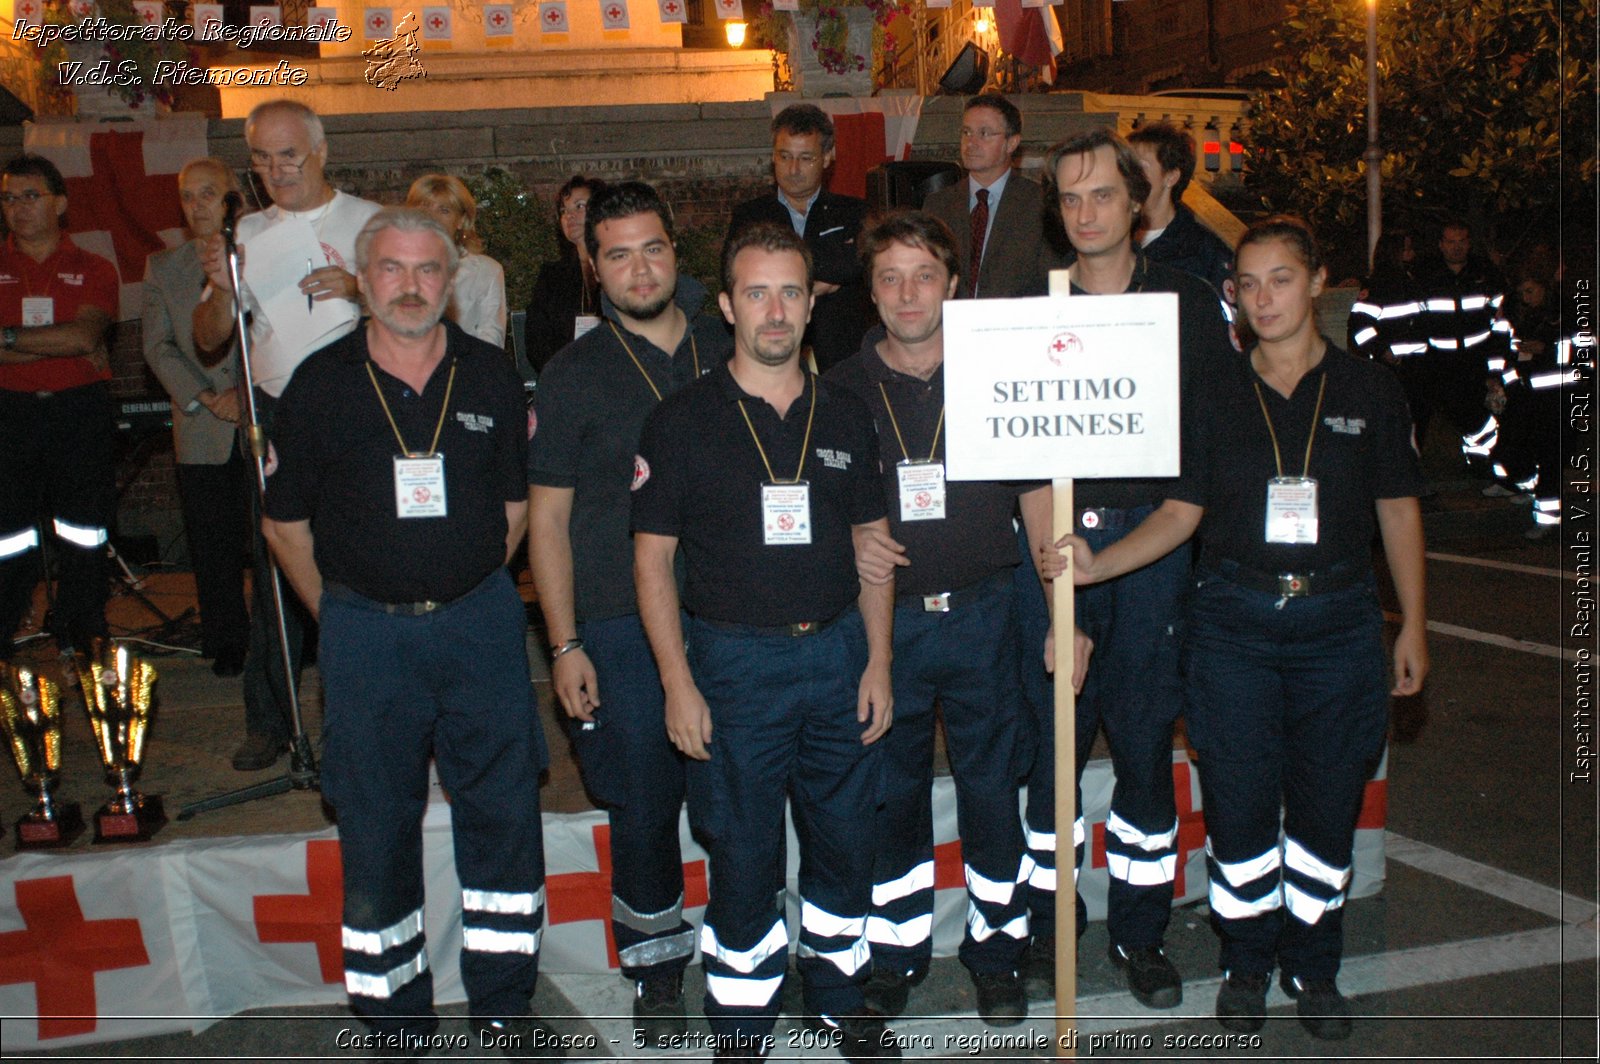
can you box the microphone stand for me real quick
[178,202,320,819]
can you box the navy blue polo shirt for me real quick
[631,360,885,627]
[527,278,729,622]
[264,321,528,604]
[1174,343,1424,573]
[827,331,1043,597]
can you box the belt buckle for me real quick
[788,621,816,637]
[922,593,951,613]
[1079,509,1101,530]
[1277,573,1310,598]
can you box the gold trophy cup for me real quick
[78,640,165,843]
[2,663,84,848]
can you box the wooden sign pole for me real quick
[1048,269,1077,1058]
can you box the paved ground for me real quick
[5,430,1597,1061]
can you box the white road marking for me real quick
[1384,612,1576,661]
[1426,551,1579,582]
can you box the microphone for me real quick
[221,190,243,243]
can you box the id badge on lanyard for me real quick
[1264,475,1318,544]
[21,297,53,326]
[896,460,946,522]
[761,481,811,545]
[573,315,601,341]
[394,453,447,518]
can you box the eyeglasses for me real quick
[960,128,1008,142]
[0,190,47,206]
[249,151,311,175]
[559,200,589,218]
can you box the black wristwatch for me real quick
[2,326,17,350]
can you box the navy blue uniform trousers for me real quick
[1184,570,1388,982]
[568,612,694,979]
[320,570,548,1035]
[869,572,1028,978]
[686,610,878,1042]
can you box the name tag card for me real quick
[394,454,447,519]
[573,315,601,341]
[21,297,53,326]
[1265,476,1318,544]
[761,482,811,545]
[896,460,946,522]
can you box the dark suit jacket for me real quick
[726,190,870,373]
[525,254,600,375]
[924,171,1052,300]
[141,241,242,466]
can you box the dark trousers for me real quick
[320,570,548,1034]
[175,442,251,659]
[0,384,113,658]
[243,390,310,742]
[869,572,1028,978]
[1183,571,1388,982]
[570,613,693,980]
[1068,507,1187,951]
[686,610,877,1041]
[1399,353,1496,456]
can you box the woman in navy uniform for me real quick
[1050,216,1428,1042]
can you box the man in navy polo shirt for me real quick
[633,223,899,1063]
[263,208,559,1057]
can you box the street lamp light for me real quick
[726,20,747,47]
[1365,0,1382,270]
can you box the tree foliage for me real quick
[1246,0,1595,257]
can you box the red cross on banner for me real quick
[539,0,569,32]
[657,0,686,22]
[600,0,630,30]
[430,16,442,28]
[253,839,345,984]
[16,0,41,20]
[0,875,150,1040]
[546,824,708,969]
[58,131,182,284]
[365,7,392,36]
[715,0,743,18]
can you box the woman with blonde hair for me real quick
[406,174,507,348]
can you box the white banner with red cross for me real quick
[0,754,1386,1051]
[22,113,209,321]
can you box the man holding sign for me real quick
[831,211,1085,1026]
[1024,128,1234,1009]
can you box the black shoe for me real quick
[1020,933,1055,1001]
[1215,970,1269,1033]
[211,647,246,678]
[862,966,923,1018]
[634,971,689,1044]
[806,1009,901,1063]
[230,733,287,771]
[1281,974,1353,1041]
[1108,942,1183,1009]
[970,969,1026,1027]
[474,1015,566,1058]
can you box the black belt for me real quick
[1203,559,1368,599]
[323,580,475,616]
[695,606,851,639]
[896,570,1010,613]
[1075,506,1152,532]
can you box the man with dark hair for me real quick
[726,104,870,373]
[528,180,727,1042]
[1127,122,1234,297]
[1021,127,1234,1011]
[0,154,118,666]
[634,221,899,1062]
[263,207,560,1056]
[1410,219,1511,465]
[193,98,382,773]
[830,210,1080,1027]
[923,93,1052,301]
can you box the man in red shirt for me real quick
[0,154,119,662]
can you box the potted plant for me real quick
[746,0,908,96]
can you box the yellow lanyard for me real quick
[609,321,701,402]
[1252,370,1327,478]
[367,359,457,456]
[877,381,944,463]
[738,374,817,483]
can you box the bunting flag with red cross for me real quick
[656,0,687,24]
[23,113,208,321]
[363,6,394,39]
[538,0,569,33]
[12,0,43,25]
[421,5,453,48]
[131,0,163,26]
[248,4,283,28]
[484,3,516,44]
[713,0,742,19]
[191,2,225,38]
[307,6,342,33]
[599,0,630,30]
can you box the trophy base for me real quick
[15,803,85,849]
[92,794,166,843]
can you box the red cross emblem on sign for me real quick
[545,8,562,23]
[491,10,507,25]
[253,839,345,983]
[429,15,444,29]
[413,487,430,503]
[140,6,158,22]
[607,5,621,18]
[17,0,39,19]
[547,824,708,969]
[718,0,735,10]
[369,13,388,31]
[1090,758,1207,896]
[0,875,151,1040]
[664,0,680,11]
[61,130,184,283]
